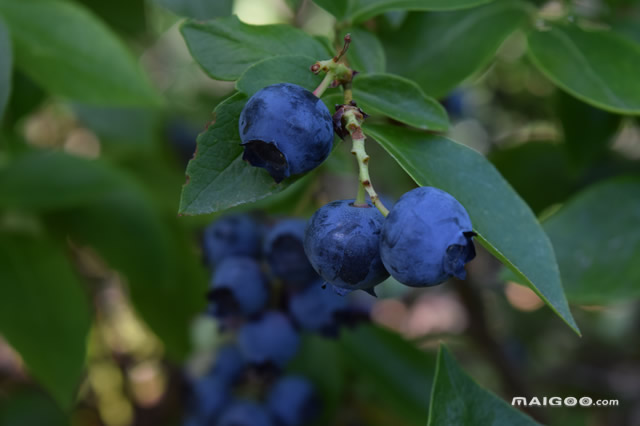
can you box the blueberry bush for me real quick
[0,0,639,425]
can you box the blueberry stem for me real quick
[343,84,353,104]
[311,34,389,215]
[313,72,334,97]
[345,109,389,216]
[355,181,366,206]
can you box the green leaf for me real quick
[235,55,323,96]
[527,24,640,114]
[0,150,206,359]
[365,124,580,334]
[181,15,331,81]
[288,334,345,425]
[340,325,436,425]
[0,17,11,122]
[153,0,233,19]
[312,0,349,20]
[179,93,323,215]
[555,91,621,169]
[46,193,207,360]
[0,232,91,408]
[346,0,496,24]
[72,104,159,150]
[343,27,386,74]
[383,2,529,98]
[79,0,147,36]
[0,0,160,106]
[428,345,541,426]
[542,177,640,305]
[0,150,132,211]
[0,390,68,426]
[354,73,449,131]
[489,141,574,214]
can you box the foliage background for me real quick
[0,0,639,425]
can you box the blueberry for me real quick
[219,400,274,426]
[267,376,319,426]
[208,257,269,318]
[264,219,319,287]
[203,214,261,266]
[187,375,230,424]
[239,83,334,183]
[379,187,476,287]
[209,343,246,385]
[304,200,389,294]
[289,281,347,332]
[238,311,300,369]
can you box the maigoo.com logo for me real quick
[512,396,619,407]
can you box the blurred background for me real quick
[1,0,639,425]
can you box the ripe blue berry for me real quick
[238,311,300,369]
[304,200,389,294]
[264,219,318,287]
[208,257,268,318]
[203,214,261,266]
[209,343,246,385]
[379,187,476,287]
[267,376,319,426]
[187,375,230,424]
[289,282,347,332]
[219,400,274,426]
[239,83,334,183]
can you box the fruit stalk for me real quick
[313,72,333,97]
[344,108,389,216]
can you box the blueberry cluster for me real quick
[184,214,368,426]
[304,187,477,294]
[238,84,477,297]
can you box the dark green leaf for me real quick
[79,0,147,36]
[347,0,497,24]
[527,24,640,114]
[0,150,206,359]
[0,0,160,106]
[312,0,349,20]
[179,93,324,215]
[181,16,331,81]
[288,334,345,425]
[556,91,621,170]
[0,232,91,408]
[235,55,323,96]
[543,177,640,305]
[0,150,132,211]
[321,91,345,112]
[46,192,208,360]
[489,141,574,214]
[383,10,408,28]
[3,71,45,127]
[365,124,579,334]
[354,73,449,131]
[343,27,386,73]
[383,2,529,98]
[153,0,233,19]
[72,104,159,150]
[0,390,68,426]
[428,345,541,426]
[341,325,436,425]
[0,17,11,122]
